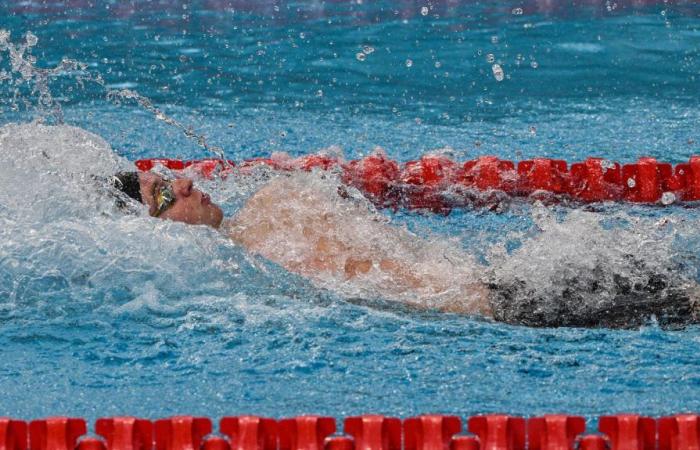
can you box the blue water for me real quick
[2,0,700,426]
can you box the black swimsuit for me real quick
[488,255,698,329]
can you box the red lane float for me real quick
[278,416,336,450]
[577,436,607,450]
[1,419,27,450]
[404,415,461,450]
[528,416,585,450]
[16,415,700,450]
[75,440,105,450]
[343,415,401,450]
[324,438,353,450]
[219,416,277,450]
[154,417,212,450]
[134,154,700,210]
[29,418,87,450]
[468,415,525,450]
[95,417,152,450]
[448,437,479,450]
[598,415,655,450]
[659,415,700,450]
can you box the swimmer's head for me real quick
[111,171,224,228]
[111,171,143,203]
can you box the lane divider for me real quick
[135,154,700,209]
[6,415,700,450]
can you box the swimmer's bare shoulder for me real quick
[224,175,493,317]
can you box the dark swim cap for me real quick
[111,171,143,203]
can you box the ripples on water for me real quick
[1,0,700,421]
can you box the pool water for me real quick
[2,0,700,423]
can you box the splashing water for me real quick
[105,89,228,163]
[2,1,700,421]
[0,30,93,123]
[0,30,228,162]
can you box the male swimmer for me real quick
[109,170,700,329]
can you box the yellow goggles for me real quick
[154,181,175,217]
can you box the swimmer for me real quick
[108,170,700,329]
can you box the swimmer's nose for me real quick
[174,178,194,197]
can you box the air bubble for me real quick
[420,6,429,16]
[362,45,374,54]
[486,53,495,63]
[627,178,636,188]
[491,64,504,81]
[491,36,499,44]
[356,52,366,61]
[405,59,413,67]
[661,192,676,205]
[512,7,523,15]
[530,61,538,69]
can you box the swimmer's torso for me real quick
[224,174,491,315]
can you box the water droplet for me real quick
[420,6,429,16]
[627,178,636,188]
[512,7,523,15]
[316,89,323,97]
[486,53,495,63]
[661,192,676,205]
[434,61,442,68]
[530,60,538,69]
[356,52,366,61]
[491,64,504,81]
[362,45,374,54]
[25,32,38,47]
[405,59,413,68]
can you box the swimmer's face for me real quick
[138,172,224,228]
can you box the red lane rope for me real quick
[3,414,698,450]
[134,154,700,209]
